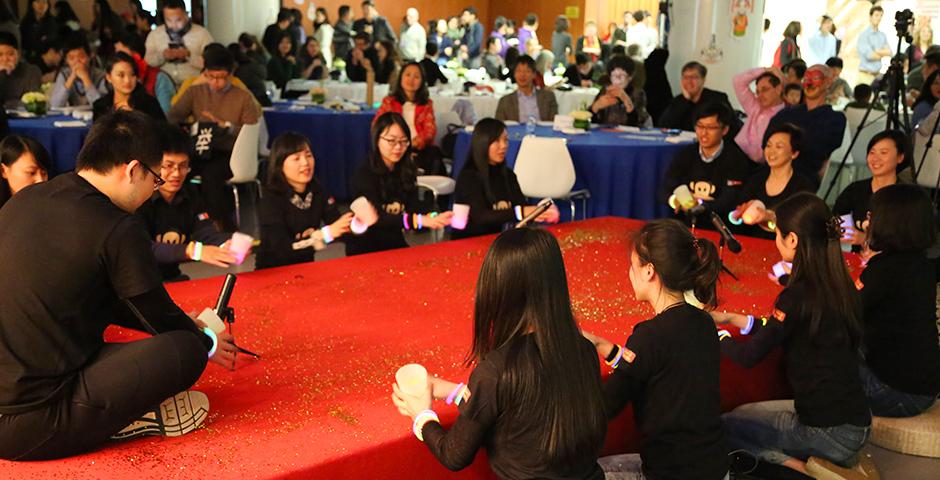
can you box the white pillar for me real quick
[205,0,281,45]
[665,0,766,110]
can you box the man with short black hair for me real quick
[659,61,736,134]
[345,32,375,82]
[459,7,483,67]
[516,14,539,54]
[28,38,61,83]
[0,32,41,109]
[145,0,214,86]
[421,42,448,86]
[907,48,940,98]
[0,111,237,460]
[333,5,355,60]
[565,52,594,87]
[495,55,557,122]
[825,57,851,104]
[354,0,396,44]
[262,9,298,59]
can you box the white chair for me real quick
[821,108,886,201]
[228,122,261,228]
[416,175,456,243]
[513,136,590,221]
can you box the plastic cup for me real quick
[395,364,428,397]
[673,185,696,211]
[350,196,378,226]
[228,232,253,265]
[451,204,470,230]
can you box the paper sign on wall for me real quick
[565,7,580,19]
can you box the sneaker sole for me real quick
[111,391,210,441]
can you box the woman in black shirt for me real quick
[733,122,815,239]
[857,185,940,417]
[453,118,554,239]
[93,52,165,122]
[391,228,607,479]
[0,134,50,209]
[256,132,353,269]
[713,193,872,478]
[833,130,907,248]
[582,219,728,479]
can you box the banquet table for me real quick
[0,217,813,480]
[262,103,376,200]
[285,79,390,105]
[9,115,91,175]
[454,125,693,219]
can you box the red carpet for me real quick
[0,218,861,479]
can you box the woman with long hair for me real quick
[775,21,802,68]
[91,0,125,59]
[392,227,608,479]
[909,22,933,67]
[93,52,164,121]
[0,135,50,209]
[913,69,940,126]
[373,39,400,84]
[374,62,442,175]
[298,38,327,80]
[582,220,728,479]
[453,118,555,239]
[714,193,872,478]
[346,112,452,255]
[267,31,301,90]
[312,7,334,68]
[256,132,353,269]
[20,0,58,58]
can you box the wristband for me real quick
[429,212,438,218]
[605,344,624,369]
[192,242,204,262]
[514,205,523,221]
[412,410,440,442]
[417,213,423,230]
[445,383,465,405]
[403,213,410,230]
[717,329,731,341]
[741,315,755,335]
[202,326,218,358]
[320,226,334,244]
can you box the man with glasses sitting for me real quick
[137,124,236,281]
[168,44,260,231]
[659,102,752,223]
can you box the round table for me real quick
[430,87,599,123]
[262,103,376,200]
[453,125,693,220]
[284,80,389,105]
[9,115,90,175]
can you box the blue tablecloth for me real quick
[263,103,376,200]
[453,125,691,220]
[9,115,90,175]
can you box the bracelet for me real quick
[429,212,438,218]
[202,326,218,358]
[417,213,423,230]
[320,226,333,244]
[412,410,440,442]
[514,205,523,221]
[192,242,204,262]
[445,383,465,405]
[403,213,410,230]
[717,329,731,341]
[741,315,755,335]
[605,344,624,369]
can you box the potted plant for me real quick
[570,110,592,131]
[310,86,327,104]
[21,91,47,115]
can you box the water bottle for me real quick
[526,115,537,136]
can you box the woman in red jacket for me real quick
[374,61,444,176]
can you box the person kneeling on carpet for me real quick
[0,111,237,461]
[391,228,608,479]
[256,131,354,269]
[582,219,730,479]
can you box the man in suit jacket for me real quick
[495,55,557,122]
[659,61,740,138]
[353,0,396,44]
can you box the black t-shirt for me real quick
[0,173,199,414]
[765,105,846,181]
[256,181,342,269]
[452,165,526,240]
[720,286,871,428]
[660,141,752,218]
[604,304,728,480]
[735,167,816,238]
[136,186,230,280]
[345,163,426,256]
[657,89,736,134]
[422,336,605,480]
[859,250,940,396]
[832,179,873,233]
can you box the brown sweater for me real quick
[167,82,261,151]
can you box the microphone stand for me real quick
[218,306,261,359]
[717,237,739,281]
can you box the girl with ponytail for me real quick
[712,192,872,478]
[582,219,729,479]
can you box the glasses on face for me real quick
[695,123,722,132]
[381,136,410,149]
[160,163,191,174]
[141,163,166,190]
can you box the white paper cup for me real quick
[350,196,378,226]
[451,203,470,230]
[228,232,253,265]
[395,363,428,397]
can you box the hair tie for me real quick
[826,216,843,240]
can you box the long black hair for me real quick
[774,192,862,346]
[469,228,606,466]
[0,135,51,207]
[369,112,417,198]
[917,70,940,109]
[464,118,512,205]
[391,62,429,105]
[631,219,721,309]
[265,131,315,196]
[868,184,937,253]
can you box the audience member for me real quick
[29,38,61,83]
[909,22,933,67]
[115,31,158,96]
[262,10,296,60]
[575,20,602,63]
[783,83,803,106]
[93,52,165,122]
[237,33,268,65]
[228,43,271,107]
[644,48,673,124]
[495,55,557,122]
[0,32,42,109]
[354,1,396,44]
[733,67,785,162]
[907,48,940,96]
[313,7,334,68]
[551,15,572,65]
[626,11,656,59]
[372,40,400,84]
[825,57,851,104]
[775,21,802,67]
[0,2,19,48]
[489,16,509,58]
[913,70,940,127]
[0,134,50,209]
[375,62,443,175]
[588,55,648,127]
[19,0,58,59]
[857,5,891,85]
[345,32,374,82]
[91,0,125,59]
[50,35,107,108]
[333,5,355,61]
[267,31,301,90]
[428,18,450,61]
[806,15,836,66]
[145,0,214,86]
[399,8,425,62]
[516,14,538,54]
[783,58,807,86]
[459,7,483,67]
[658,61,735,133]
[420,43,447,86]
[847,83,883,110]
[482,36,506,79]
[298,38,327,80]
[564,52,594,87]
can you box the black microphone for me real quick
[214,273,237,315]
[516,198,554,228]
[710,212,742,254]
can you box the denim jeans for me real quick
[598,453,729,480]
[722,400,870,467]
[858,363,937,417]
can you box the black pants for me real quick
[0,331,208,460]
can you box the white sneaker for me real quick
[111,390,210,441]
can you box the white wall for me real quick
[205,0,281,45]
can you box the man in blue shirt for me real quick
[857,5,892,85]
[459,7,484,67]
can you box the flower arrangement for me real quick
[310,87,327,104]
[570,110,592,130]
[21,91,47,115]
[332,58,346,70]
[553,63,566,76]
